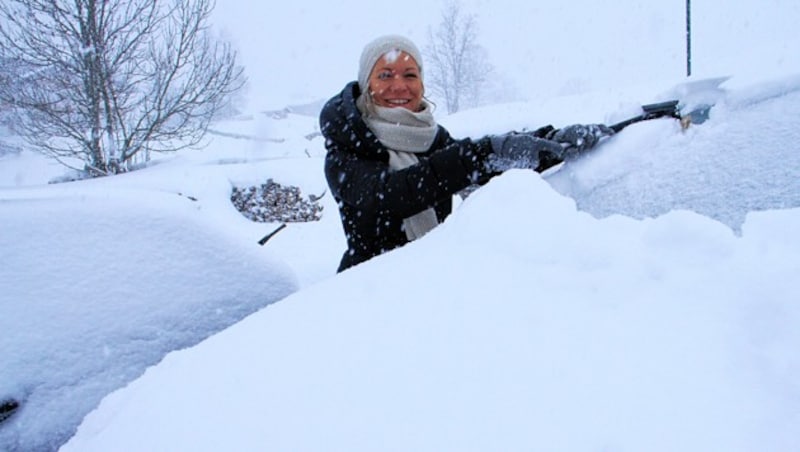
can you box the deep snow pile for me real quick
[58,74,800,451]
[62,171,800,452]
[0,183,299,450]
[1,72,799,451]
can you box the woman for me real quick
[321,35,612,272]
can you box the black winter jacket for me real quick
[321,82,497,272]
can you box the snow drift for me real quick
[0,186,298,451]
[59,74,800,451]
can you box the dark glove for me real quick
[546,124,614,154]
[488,132,565,170]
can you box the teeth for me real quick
[388,100,409,104]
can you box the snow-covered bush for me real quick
[231,179,323,223]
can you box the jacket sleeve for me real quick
[325,135,495,219]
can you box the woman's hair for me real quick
[423,95,437,114]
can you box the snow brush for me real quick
[534,76,729,173]
[534,102,687,173]
[608,99,714,133]
[609,75,729,133]
[533,100,687,173]
[609,99,681,132]
[533,100,684,173]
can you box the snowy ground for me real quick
[1,71,798,451]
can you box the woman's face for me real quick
[367,50,424,112]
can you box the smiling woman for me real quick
[319,34,613,271]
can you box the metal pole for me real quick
[686,0,692,76]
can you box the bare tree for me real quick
[0,0,245,176]
[425,1,493,114]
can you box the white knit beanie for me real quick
[358,35,423,94]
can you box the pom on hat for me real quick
[358,35,423,94]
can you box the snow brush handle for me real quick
[609,100,681,133]
[535,99,683,173]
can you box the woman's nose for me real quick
[387,76,409,90]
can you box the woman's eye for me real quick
[404,73,418,79]
[377,72,393,80]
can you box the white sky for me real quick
[211,0,800,110]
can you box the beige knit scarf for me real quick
[358,95,440,241]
